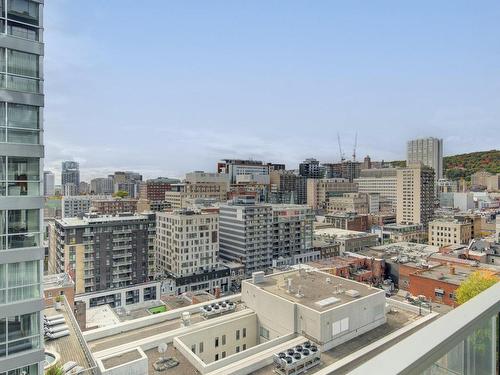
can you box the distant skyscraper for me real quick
[0,1,45,373]
[299,158,323,179]
[61,160,80,195]
[44,171,55,196]
[406,137,443,180]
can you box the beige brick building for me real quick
[428,220,472,247]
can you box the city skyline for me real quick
[44,1,500,181]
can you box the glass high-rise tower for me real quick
[0,1,44,374]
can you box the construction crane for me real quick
[337,133,345,162]
[352,132,358,162]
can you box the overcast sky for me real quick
[44,1,500,183]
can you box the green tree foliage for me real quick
[455,271,498,305]
[113,190,129,198]
[46,366,64,375]
[444,150,500,180]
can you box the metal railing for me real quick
[348,282,500,374]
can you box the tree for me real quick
[113,190,129,198]
[455,271,498,305]
[46,366,64,375]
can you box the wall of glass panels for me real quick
[0,156,40,195]
[0,47,40,93]
[0,363,38,375]
[0,260,41,304]
[0,208,40,250]
[0,102,40,144]
[0,312,40,358]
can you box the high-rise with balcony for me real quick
[61,160,80,195]
[0,1,44,373]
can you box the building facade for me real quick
[90,177,114,195]
[428,220,472,247]
[326,192,369,214]
[49,213,156,294]
[298,158,323,179]
[396,164,435,227]
[306,178,358,210]
[0,1,45,373]
[61,161,80,195]
[406,137,443,181]
[155,210,229,294]
[354,168,398,210]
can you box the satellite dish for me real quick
[158,343,168,354]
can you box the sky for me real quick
[44,1,500,183]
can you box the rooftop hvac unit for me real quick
[252,271,265,284]
[200,300,236,318]
[273,340,321,375]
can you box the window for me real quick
[0,209,40,250]
[236,329,240,340]
[199,342,203,353]
[0,103,40,144]
[214,354,219,361]
[242,328,246,338]
[0,363,38,375]
[0,312,40,357]
[0,157,40,196]
[0,48,40,93]
[7,21,38,41]
[0,261,40,304]
[242,344,246,350]
[221,334,226,345]
[222,351,226,358]
[191,344,196,353]
[236,346,240,353]
[259,326,269,340]
[215,337,219,347]
[8,0,39,25]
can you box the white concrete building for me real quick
[406,137,443,181]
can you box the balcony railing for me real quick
[348,282,500,375]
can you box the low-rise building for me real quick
[326,192,369,214]
[324,212,369,232]
[314,227,378,254]
[91,197,138,215]
[428,219,472,247]
[306,178,358,210]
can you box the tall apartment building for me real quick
[43,170,54,196]
[219,197,315,275]
[61,160,80,195]
[354,168,398,210]
[269,169,307,204]
[306,178,358,210]
[428,219,472,247]
[326,192,369,214]
[49,213,156,294]
[90,177,114,195]
[78,181,90,195]
[155,210,229,294]
[396,164,435,227]
[406,137,443,182]
[217,159,270,184]
[0,1,45,373]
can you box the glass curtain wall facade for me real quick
[0,1,44,374]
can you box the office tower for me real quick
[299,158,323,179]
[406,137,443,181]
[354,168,398,210]
[112,171,142,198]
[217,159,270,184]
[219,197,315,275]
[90,177,114,195]
[396,164,435,227]
[43,171,55,196]
[306,178,358,210]
[49,213,156,293]
[0,1,45,373]
[155,209,230,294]
[61,160,80,195]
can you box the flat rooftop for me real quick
[101,349,142,369]
[250,270,381,312]
[414,264,490,285]
[314,227,377,239]
[43,273,74,289]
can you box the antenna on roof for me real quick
[352,132,358,161]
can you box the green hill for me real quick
[389,150,499,181]
[444,150,499,180]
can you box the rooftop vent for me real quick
[345,289,361,298]
[315,296,341,308]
